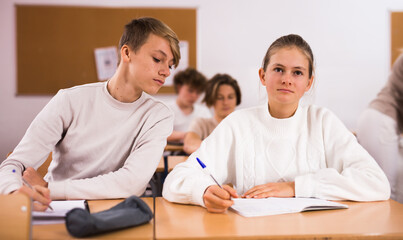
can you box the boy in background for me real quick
[167,68,211,144]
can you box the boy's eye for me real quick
[274,68,283,73]
[294,71,303,76]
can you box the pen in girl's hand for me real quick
[196,157,223,189]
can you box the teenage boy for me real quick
[0,17,180,211]
[167,68,211,144]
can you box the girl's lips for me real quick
[277,88,293,93]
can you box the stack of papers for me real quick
[230,197,348,217]
[33,200,87,225]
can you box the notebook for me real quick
[230,197,348,217]
[33,200,87,225]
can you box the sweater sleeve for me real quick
[295,109,391,201]
[163,116,236,207]
[49,107,174,200]
[187,118,204,138]
[0,90,69,194]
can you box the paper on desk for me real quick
[33,200,87,225]
[230,197,348,217]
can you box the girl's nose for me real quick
[282,74,292,85]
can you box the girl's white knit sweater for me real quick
[163,104,390,207]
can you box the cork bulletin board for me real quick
[16,5,196,95]
[391,12,403,66]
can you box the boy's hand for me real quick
[14,185,51,211]
[23,167,47,187]
[203,184,239,213]
[242,182,295,199]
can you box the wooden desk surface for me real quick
[164,144,184,152]
[156,156,187,173]
[33,198,154,240]
[155,198,403,240]
[31,197,403,240]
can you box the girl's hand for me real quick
[242,182,295,199]
[203,184,239,213]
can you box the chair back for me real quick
[0,193,32,240]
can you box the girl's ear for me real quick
[259,68,266,86]
[305,75,314,92]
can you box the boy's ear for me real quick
[176,84,182,93]
[121,45,131,62]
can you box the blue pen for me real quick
[196,157,223,189]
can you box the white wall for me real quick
[1,0,403,159]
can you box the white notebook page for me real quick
[230,197,348,217]
[33,200,87,224]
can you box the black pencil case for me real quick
[65,195,153,238]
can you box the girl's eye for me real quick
[153,57,161,63]
[216,95,225,100]
[168,65,173,70]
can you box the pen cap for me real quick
[196,158,206,168]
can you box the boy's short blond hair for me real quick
[119,17,181,68]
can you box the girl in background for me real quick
[183,74,241,154]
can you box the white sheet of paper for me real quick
[33,200,86,225]
[94,46,118,81]
[230,197,348,217]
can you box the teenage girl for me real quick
[163,34,390,213]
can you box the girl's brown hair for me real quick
[203,74,242,107]
[261,34,314,78]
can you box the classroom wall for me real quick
[1,0,403,159]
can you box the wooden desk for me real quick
[30,197,403,239]
[164,143,184,152]
[155,198,403,240]
[33,198,154,240]
[156,156,187,173]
